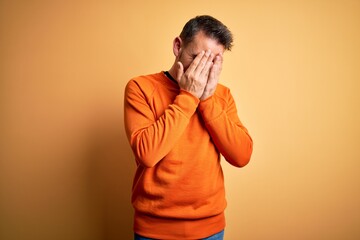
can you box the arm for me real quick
[198,53,253,167]
[198,89,253,167]
[124,80,199,168]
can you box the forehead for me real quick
[185,31,225,55]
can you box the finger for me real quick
[209,62,216,82]
[209,55,221,80]
[186,50,205,74]
[176,61,184,83]
[200,52,214,77]
[212,55,223,75]
[194,50,212,76]
[214,54,222,65]
[204,66,211,83]
[217,54,223,71]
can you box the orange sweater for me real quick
[124,72,253,239]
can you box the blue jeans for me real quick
[134,230,224,240]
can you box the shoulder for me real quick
[125,72,164,98]
[215,83,230,94]
[214,83,232,101]
[127,72,162,90]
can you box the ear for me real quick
[173,37,182,57]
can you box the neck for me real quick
[167,63,178,82]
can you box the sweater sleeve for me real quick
[198,88,253,167]
[124,79,199,168]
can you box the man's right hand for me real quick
[176,50,214,99]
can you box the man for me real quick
[124,15,253,240]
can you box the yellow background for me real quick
[1,0,359,239]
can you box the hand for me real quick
[200,54,223,101]
[176,50,214,98]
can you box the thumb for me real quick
[176,61,184,83]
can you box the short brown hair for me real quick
[179,15,234,51]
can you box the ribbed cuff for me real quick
[198,96,223,122]
[173,90,200,118]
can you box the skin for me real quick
[168,31,225,100]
